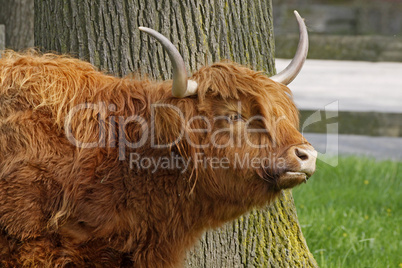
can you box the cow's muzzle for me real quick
[274,144,317,189]
[292,145,317,179]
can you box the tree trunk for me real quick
[0,0,34,51]
[34,1,317,267]
[0,25,4,51]
[186,190,316,267]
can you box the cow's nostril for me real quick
[295,148,309,161]
[292,146,317,178]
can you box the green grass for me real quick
[292,156,401,268]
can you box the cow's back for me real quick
[0,51,116,247]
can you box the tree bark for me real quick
[34,0,275,77]
[34,0,317,267]
[0,0,34,51]
[0,25,4,51]
[186,190,316,267]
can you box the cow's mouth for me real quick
[258,168,312,190]
[276,171,310,189]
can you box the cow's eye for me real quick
[230,113,243,122]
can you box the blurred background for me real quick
[273,0,402,161]
[274,0,402,61]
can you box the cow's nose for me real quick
[294,145,317,177]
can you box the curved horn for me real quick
[271,10,309,85]
[139,27,198,98]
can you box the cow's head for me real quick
[140,11,316,209]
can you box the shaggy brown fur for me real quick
[0,51,309,267]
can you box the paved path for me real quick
[304,133,402,161]
[276,59,402,113]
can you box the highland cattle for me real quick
[0,11,316,267]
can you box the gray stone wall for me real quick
[273,1,402,61]
[273,2,402,36]
[276,34,402,62]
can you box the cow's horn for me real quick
[271,11,309,85]
[139,27,198,98]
